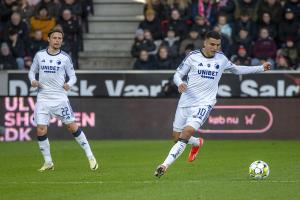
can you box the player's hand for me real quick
[178,83,187,93]
[31,80,39,88]
[63,83,70,91]
[263,62,271,71]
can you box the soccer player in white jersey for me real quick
[154,31,271,178]
[29,29,98,171]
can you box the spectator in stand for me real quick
[60,0,82,20]
[161,27,180,61]
[36,0,61,19]
[284,0,300,20]
[133,49,156,70]
[58,8,81,67]
[0,0,19,24]
[232,27,253,55]
[212,25,231,57]
[60,0,84,50]
[138,9,162,40]
[144,29,160,55]
[0,42,17,70]
[29,6,56,41]
[213,0,236,24]
[191,0,217,26]
[234,0,259,21]
[5,29,25,70]
[230,45,251,65]
[257,11,277,40]
[216,13,232,40]
[4,12,29,42]
[275,55,294,70]
[144,0,166,20]
[28,29,48,58]
[233,9,257,40]
[257,0,283,24]
[164,8,188,40]
[81,0,94,33]
[179,27,204,55]
[277,39,299,68]
[251,27,277,67]
[192,15,211,39]
[17,0,35,24]
[278,8,299,47]
[155,45,174,69]
[131,29,156,58]
[164,0,192,21]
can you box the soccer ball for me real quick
[249,160,270,180]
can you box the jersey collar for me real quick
[200,49,214,59]
[46,48,61,56]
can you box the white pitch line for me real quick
[249,180,298,183]
[0,180,297,185]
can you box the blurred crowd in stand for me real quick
[1,0,299,71]
[132,0,300,71]
[0,0,94,70]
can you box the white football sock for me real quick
[74,130,94,159]
[162,141,187,167]
[38,138,52,164]
[188,136,200,146]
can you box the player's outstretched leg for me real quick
[188,137,204,162]
[37,134,54,172]
[69,124,98,171]
[154,138,187,178]
[154,126,195,178]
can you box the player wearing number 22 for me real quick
[154,31,271,178]
[28,29,98,172]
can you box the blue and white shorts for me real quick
[33,100,75,126]
[173,105,213,132]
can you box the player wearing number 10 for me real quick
[28,29,98,171]
[154,31,271,178]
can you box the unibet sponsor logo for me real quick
[198,70,219,79]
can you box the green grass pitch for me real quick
[0,140,299,200]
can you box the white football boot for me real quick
[38,162,54,172]
[89,157,98,171]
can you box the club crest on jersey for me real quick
[57,60,61,65]
[50,60,53,63]
[214,63,220,69]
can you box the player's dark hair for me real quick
[205,31,221,40]
[48,28,64,38]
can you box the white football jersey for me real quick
[28,49,77,102]
[174,50,264,107]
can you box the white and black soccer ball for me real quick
[249,160,270,180]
